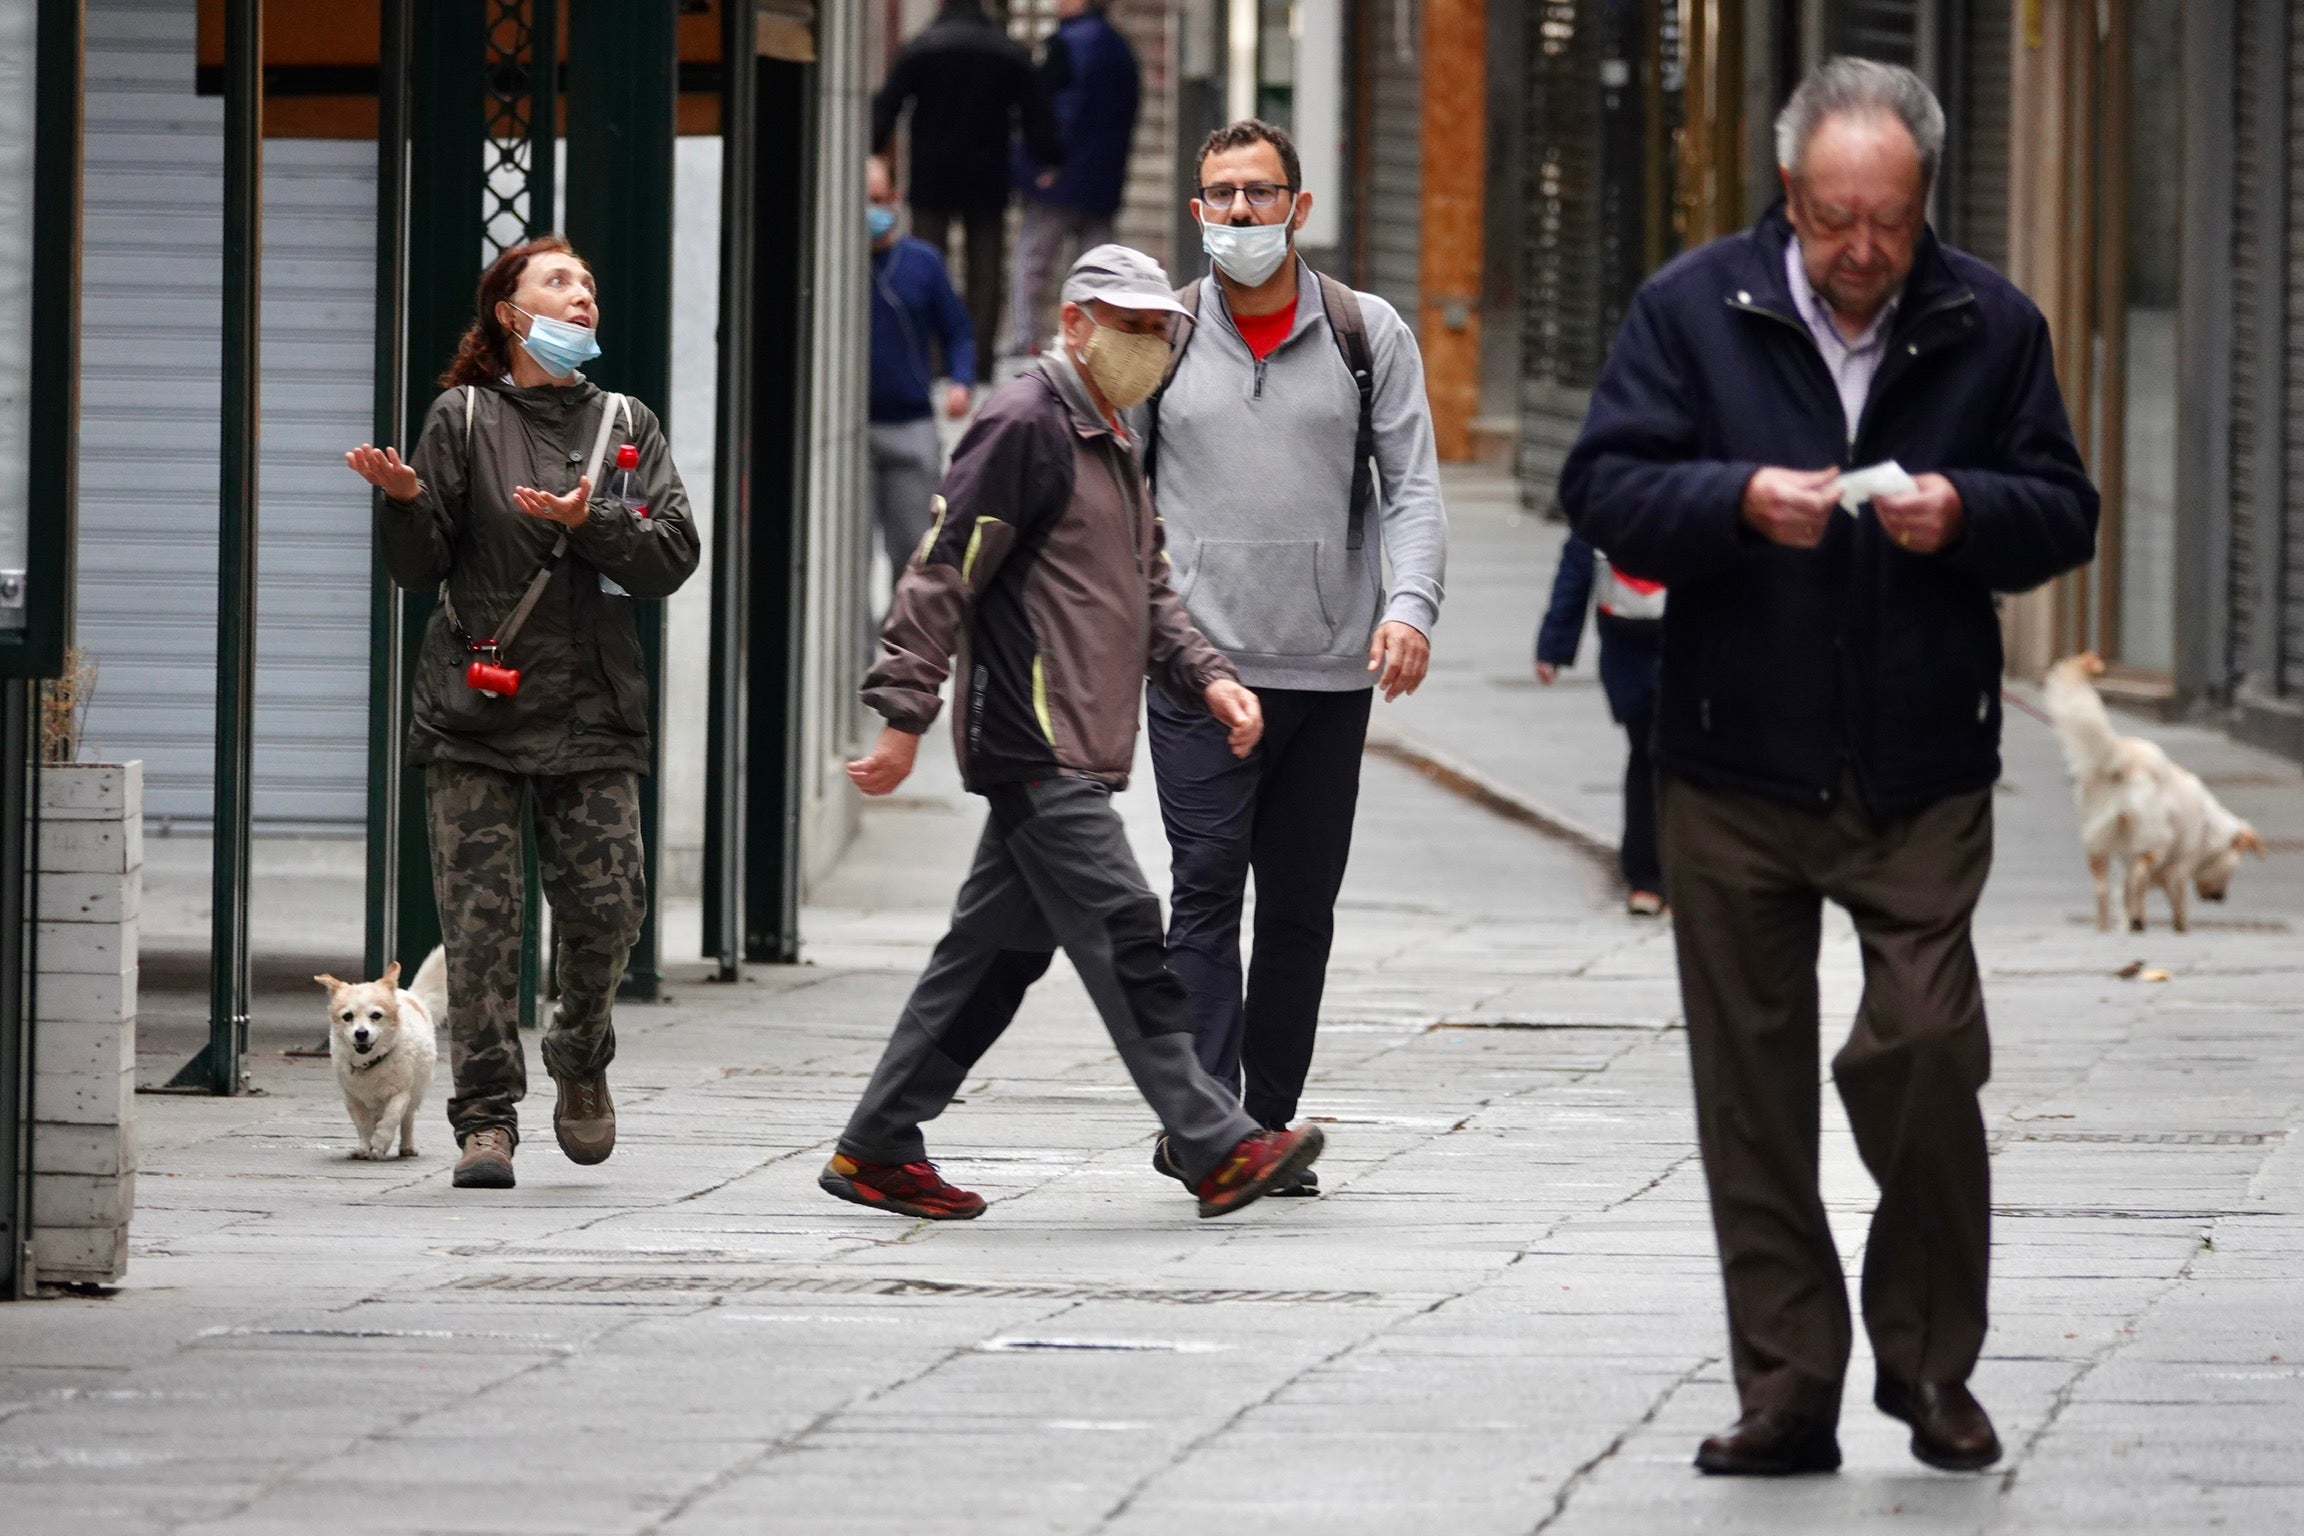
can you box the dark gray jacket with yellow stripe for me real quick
[863,349,1237,791]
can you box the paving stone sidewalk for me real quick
[3,469,2301,1534]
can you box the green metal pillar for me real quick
[374,2,488,981]
[0,683,33,1291]
[702,0,756,979]
[167,0,262,1094]
[363,0,411,984]
[565,3,677,999]
[743,58,814,965]
[2,0,87,1293]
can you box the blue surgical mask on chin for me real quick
[868,205,899,241]
[512,306,602,379]
[1200,205,1294,287]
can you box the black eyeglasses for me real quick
[1197,181,1297,209]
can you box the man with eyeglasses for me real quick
[1561,60,2096,1479]
[1136,118,1446,1198]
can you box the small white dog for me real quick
[2042,653,2264,933]
[314,947,447,1159]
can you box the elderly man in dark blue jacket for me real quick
[1561,59,2096,1480]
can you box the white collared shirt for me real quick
[1784,237,1901,443]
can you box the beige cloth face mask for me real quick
[1078,325,1172,410]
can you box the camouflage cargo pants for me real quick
[425,762,647,1145]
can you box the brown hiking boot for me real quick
[453,1128,516,1189]
[553,1073,615,1165]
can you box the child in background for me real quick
[1536,532,1667,916]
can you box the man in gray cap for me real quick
[820,244,1327,1223]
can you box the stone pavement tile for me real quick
[0,1484,197,1536]
[175,1474,691,1536]
[661,1451,1138,1536]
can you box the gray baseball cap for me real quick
[1060,243,1190,315]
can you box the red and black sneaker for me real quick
[819,1153,986,1220]
[1151,1135,1191,1187]
[1194,1124,1325,1219]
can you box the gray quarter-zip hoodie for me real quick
[1136,258,1447,690]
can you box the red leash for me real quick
[2001,686,2052,726]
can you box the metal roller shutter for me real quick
[2287,1,2304,693]
[1106,0,1176,269]
[2233,0,2263,689]
[76,0,373,829]
[1955,0,2010,270]
[1830,2,1922,67]
[1362,0,1421,320]
[1516,0,1601,504]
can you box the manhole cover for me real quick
[1992,1206,2268,1221]
[442,1272,1387,1305]
[2001,1131,2283,1145]
[1429,1016,1674,1032]
[978,1337,1228,1354]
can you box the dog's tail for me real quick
[2041,652,2122,777]
[408,945,449,1032]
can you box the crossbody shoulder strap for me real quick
[1144,275,1377,555]
[1142,280,1202,494]
[443,391,627,653]
[1315,274,1378,553]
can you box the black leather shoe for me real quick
[1875,1377,2002,1471]
[1694,1411,1842,1476]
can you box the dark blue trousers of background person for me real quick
[1595,615,1662,893]
[1537,533,1664,894]
[1146,684,1372,1127]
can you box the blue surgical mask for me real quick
[512,306,601,379]
[1200,206,1294,287]
[868,204,898,241]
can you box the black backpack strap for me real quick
[1143,279,1202,493]
[1317,274,1377,552]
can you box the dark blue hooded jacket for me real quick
[1559,206,2098,818]
[1016,6,1140,216]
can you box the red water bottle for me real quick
[599,443,645,596]
[605,443,646,518]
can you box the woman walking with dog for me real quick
[344,235,699,1189]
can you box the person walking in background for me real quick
[1138,120,1447,1196]
[822,245,1324,1225]
[1010,0,1140,355]
[1560,59,2097,1477]
[1535,532,1666,916]
[867,155,974,585]
[872,0,1062,370]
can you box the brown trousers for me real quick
[1658,770,1994,1421]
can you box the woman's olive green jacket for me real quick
[377,377,699,776]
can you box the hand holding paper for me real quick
[1832,460,1918,515]
[1871,471,1967,554]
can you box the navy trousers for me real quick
[1146,685,1371,1128]
[1598,613,1663,892]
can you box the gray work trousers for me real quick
[868,416,945,580]
[1012,202,1115,354]
[839,777,1262,1183]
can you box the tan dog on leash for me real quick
[314,948,447,1160]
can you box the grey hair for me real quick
[1774,57,1946,187]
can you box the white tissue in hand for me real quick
[1833,460,1918,514]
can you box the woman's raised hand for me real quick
[345,444,420,502]
[511,476,592,529]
